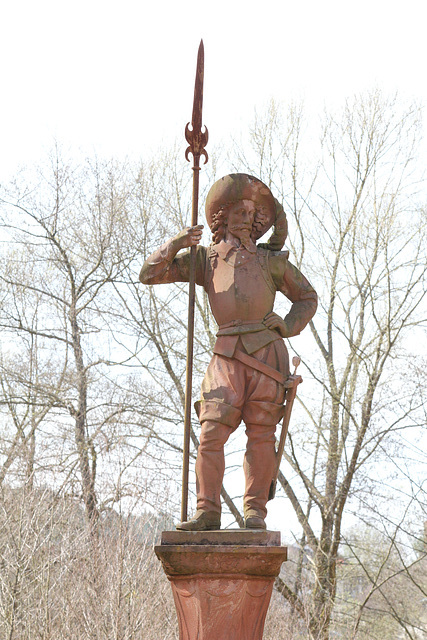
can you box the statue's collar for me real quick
[213,239,257,259]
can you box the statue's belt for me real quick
[216,320,290,386]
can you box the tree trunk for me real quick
[70,303,99,533]
[308,516,337,640]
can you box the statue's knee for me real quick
[242,400,285,426]
[199,420,232,449]
[244,423,276,447]
[195,399,241,429]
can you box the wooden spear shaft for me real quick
[181,41,208,522]
[181,156,200,522]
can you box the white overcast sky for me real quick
[1,0,426,179]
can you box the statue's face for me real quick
[225,199,256,240]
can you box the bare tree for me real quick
[231,91,427,639]
[0,150,144,532]
[0,483,177,640]
[335,520,427,640]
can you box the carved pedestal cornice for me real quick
[155,530,287,640]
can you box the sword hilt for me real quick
[292,355,301,375]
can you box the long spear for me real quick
[181,40,208,522]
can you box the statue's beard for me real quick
[228,226,252,243]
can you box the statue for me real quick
[140,173,317,530]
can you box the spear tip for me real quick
[198,39,204,61]
[186,39,208,162]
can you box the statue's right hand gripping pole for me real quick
[268,356,302,501]
[181,40,208,523]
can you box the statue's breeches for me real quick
[196,340,288,427]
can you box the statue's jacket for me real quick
[141,238,317,432]
[140,238,318,361]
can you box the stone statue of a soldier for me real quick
[140,174,317,530]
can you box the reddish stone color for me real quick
[140,175,317,524]
[160,529,281,547]
[155,531,287,640]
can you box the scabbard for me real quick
[268,373,302,501]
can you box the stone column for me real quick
[155,530,287,640]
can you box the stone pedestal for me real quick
[155,530,287,640]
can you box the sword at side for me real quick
[268,356,302,501]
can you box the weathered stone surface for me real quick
[140,174,317,527]
[155,533,287,639]
[155,544,286,577]
[160,529,281,547]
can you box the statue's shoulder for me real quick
[264,249,290,282]
[257,247,290,261]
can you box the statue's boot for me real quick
[176,509,221,531]
[244,514,267,529]
[243,422,277,529]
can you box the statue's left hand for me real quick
[263,312,289,338]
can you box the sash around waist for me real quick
[216,319,266,336]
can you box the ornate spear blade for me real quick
[181,40,209,523]
[185,40,209,164]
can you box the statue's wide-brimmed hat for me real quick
[205,174,276,240]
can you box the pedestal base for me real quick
[155,530,287,640]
